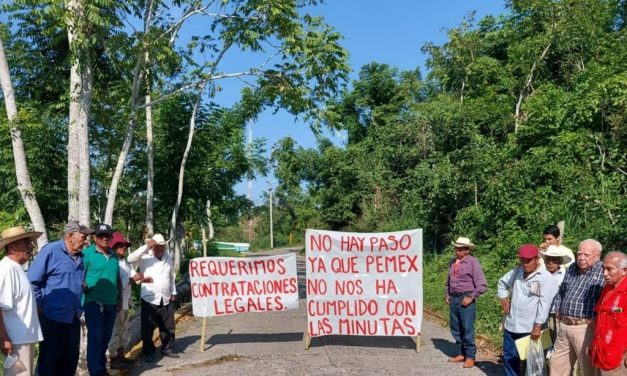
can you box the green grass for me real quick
[423,251,511,351]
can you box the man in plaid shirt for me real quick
[550,239,605,376]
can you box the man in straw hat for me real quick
[128,233,178,363]
[539,244,573,349]
[445,236,487,369]
[28,220,93,376]
[0,226,43,376]
[498,244,558,376]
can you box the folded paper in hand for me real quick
[515,329,552,360]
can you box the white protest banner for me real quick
[306,229,422,337]
[190,254,299,317]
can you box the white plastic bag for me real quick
[3,354,27,374]
[526,339,547,376]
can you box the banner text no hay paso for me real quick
[306,229,423,337]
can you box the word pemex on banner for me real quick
[189,254,299,317]
[306,229,423,337]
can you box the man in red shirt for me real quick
[589,251,627,375]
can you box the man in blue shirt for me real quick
[28,221,93,376]
[497,244,558,376]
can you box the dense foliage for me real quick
[259,0,626,344]
[0,0,349,246]
[0,0,624,347]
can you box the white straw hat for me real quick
[451,236,475,249]
[539,244,573,265]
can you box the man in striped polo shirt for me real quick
[550,239,605,376]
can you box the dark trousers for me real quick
[141,298,176,355]
[548,313,557,344]
[37,314,81,376]
[503,330,529,376]
[449,294,477,359]
[84,302,118,376]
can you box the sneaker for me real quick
[161,351,179,359]
[144,354,156,363]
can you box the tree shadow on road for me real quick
[431,338,458,357]
[311,335,417,349]
[431,338,502,376]
[205,332,304,348]
[175,334,201,352]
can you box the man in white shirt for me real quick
[539,245,572,348]
[0,226,44,376]
[497,244,558,376]
[127,234,177,363]
[539,225,575,268]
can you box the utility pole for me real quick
[268,181,273,249]
[246,122,253,241]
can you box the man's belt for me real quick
[560,316,592,325]
[449,291,472,297]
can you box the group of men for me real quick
[446,225,627,375]
[0,221,179,376]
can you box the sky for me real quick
[225,0,507,203]
[1,1,507,204]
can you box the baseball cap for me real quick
[64,220,94,235]
[519,244,539,258]
[93,223,113,236]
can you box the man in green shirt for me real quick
[83,223,123,376]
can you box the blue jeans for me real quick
[503,330,529,376]
[84,302,117,376]
[449,294,477,359]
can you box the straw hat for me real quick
[451,236,475,249]
[540,244,573,265]
[152,234,167,245]
[0,226,43,249]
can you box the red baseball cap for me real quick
[110,231,131,249]
[519,244,539,258]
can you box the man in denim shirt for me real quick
[498,244,558,376]
[28,221,93,376]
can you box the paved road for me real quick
[126,250,502,375]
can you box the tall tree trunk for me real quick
[104,0,154,225]
[145,57,154,237]
[170,85,205,274]
[78,69,92,226]
[514,42,551,132]
[104,111,137,225]
[207,200,214,241]
[0,37,49,248]
[66,0,93,224]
